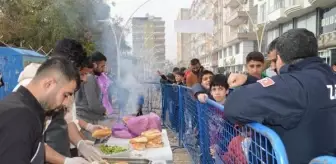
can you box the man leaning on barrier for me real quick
[224,28,336,164]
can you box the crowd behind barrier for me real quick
[161,84,288,164]
[159,83,336,164]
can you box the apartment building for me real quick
[176,8,191,67]
[217,0,258,73]
[255,0,336,65]
[132,14,165,61]
[189,0,214,70]
[132,14,165,78]
[188,0,258,73]
[211,0,224,72]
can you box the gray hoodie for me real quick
[76,74,106,121]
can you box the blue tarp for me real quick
[0,47,46,99]
[0,47,45,57]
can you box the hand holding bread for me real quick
[92,127,112,139]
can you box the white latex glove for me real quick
[64,157,90,164]
[84,140,94,145]
[197,93,208,103]
[77,140,102,162]
[85,123,105,133]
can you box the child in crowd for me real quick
[206,74,230,159]
[209,74,229,104]
[158,70,175,84]
[192,70,214,100]
[245,51,264,79]
[187,70,213,147]
[174,71,185,85]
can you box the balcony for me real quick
[308,0,316,4]
[227,31,256,45]
[308,0,335,7]
[224,0,244,8]
[268,1,286,22]
[284,0,303,16]
[226,9,248,26]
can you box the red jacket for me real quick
[185,70,198,87]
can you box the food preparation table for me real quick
[106,129,173,163]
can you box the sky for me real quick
[110,0,193,63]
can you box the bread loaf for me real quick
[92,128,112,139]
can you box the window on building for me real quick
[223,49,227,57]
[306,13,316,35]
[286,0,296,7]
[260,3,266,22]
[332,49,336,66]
[319,50,331,65]
[267,28,280,45]
[275,0,284,10]
[296,12,316,35]
[235,43,240,54]
[228,47,232,56]
[269,0,284,13]
[282,22,293,33]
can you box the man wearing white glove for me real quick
[13,39,104,164]
[80,120,105,133]
[76,140,101,162]
[76,52,111,141]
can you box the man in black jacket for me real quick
[0,57,80,164]
[13,39,102,164]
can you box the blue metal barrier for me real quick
[179,86,201,164]
[309,156,336,164]
[161,84,180,134]
[198,98,289,164]
[161,84,289,164]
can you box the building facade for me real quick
[255,0,336,65]
[319,4,336,65]
[186,0,262,73]
[220,0,258,73]
[176,8,191,67]
[189,0,214,70]
[132,14,166,78]
[211,0,224,73]
[132,14,165,62]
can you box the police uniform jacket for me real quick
[224,56,336,164]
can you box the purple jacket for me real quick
[96,73,113,115]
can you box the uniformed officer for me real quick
[0,57,80,164]
[224,28,336,163]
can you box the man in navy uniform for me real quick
[224,28,336,163]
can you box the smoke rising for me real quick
[54,0,159,116]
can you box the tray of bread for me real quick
[129,129,164,151]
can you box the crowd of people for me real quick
[159,28,336,163]
[0,27,335,164]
